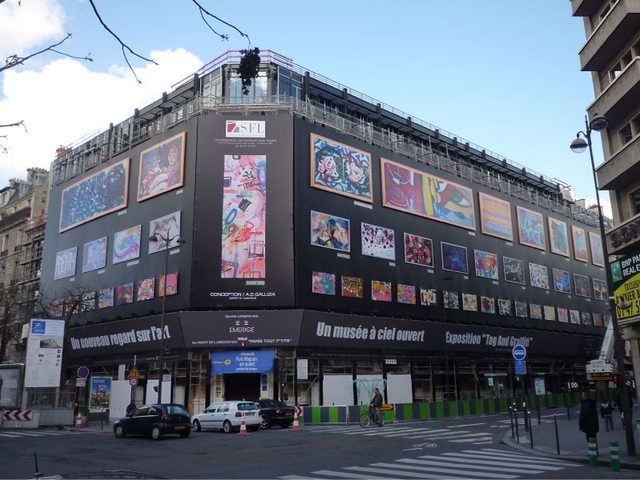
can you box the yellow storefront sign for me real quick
[614,271,640,319]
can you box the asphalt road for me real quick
[0,415,637,479]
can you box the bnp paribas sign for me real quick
[610,252,640,320]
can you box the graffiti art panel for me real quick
[59,158,129,232]
[530,303,543,319]
[529,262,549,290]
[443,290,459,309]
[54,246,77,280]
[479,192,513,241]
[136,278,155,301]
[574,273,591,297]
[572,226,588,263]
[361,222,395,260]
[503,256,525,285]
[474,249,499,280]
[403,233,433,267]
[552,268,571,294]
[589,231,604,266]
[311,134,372,202]
[420,288,437,306]
[113,225,141,264]
[498,299,511,316]
[548,217,570,257]
[593,278,607,300]
[517,206,545,250]
[397,284,416,304]
[82,237,107,273]
[312,272,336,295]
[341,276,363,298]
[310,211,350,252]
[462,293,478,312]
[371,280,392,302]
[558,308,569,323]
[149,211,181,254]
[221,155,266,279]
[515,301,528,318]
[480,296,495,314]
[543,305,556,321]
[137,132,185,202]
[158,272,178,297]
[116,282,134,305]
[98,288,114,309]
[441,242,468,274]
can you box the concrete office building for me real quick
[41,50,608,416]
[572,0,640,399]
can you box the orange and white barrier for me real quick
[239,418,247,435]
[293,411,300,431]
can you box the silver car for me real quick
[191,401,262,433]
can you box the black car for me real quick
[255,399,295,429]
[113,403,191,440]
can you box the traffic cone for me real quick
[293,411,300,431]
[75,413,83,429]
[239,418,247,435]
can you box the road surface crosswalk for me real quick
[0,429,92,439]
[279,447,581,479]
[307,423,494,445]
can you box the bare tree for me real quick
[1,33,92,73]
[0,284,21,362]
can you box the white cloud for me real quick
[0,0,65,59]
[0,48,202,183]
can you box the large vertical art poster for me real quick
[516,206,545,250]
[221,155,267,279]
[310,134,372,202]
[572,226,588,262]
[59,158,129,232]
[589,231,604,267]
[137,132,186,202]
[478,192,513,241]
[548,217,570,257]
[381,158,476,230]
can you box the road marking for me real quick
[370,461,518,479]
[398,457,544,475]
[447,422,486,428]
[0,433,21,438]
[439,453,567,470]
[344,465,446,479]
[311,469,388,479]
[475,449,579,466]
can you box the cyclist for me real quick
[370,387,383,426]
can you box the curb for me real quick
[501,430,640,470]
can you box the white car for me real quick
[191,401,262,433]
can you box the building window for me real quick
[592,0,619,30]
[617,114,640,148]
[631,188,640,216]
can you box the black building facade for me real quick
[41,51,608,415]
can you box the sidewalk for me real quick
[502,406,640,470]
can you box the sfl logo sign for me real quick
[225,120,265,138]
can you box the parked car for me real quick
[191,401,262,433]
[113,404,191,440]
[255,399,295,429]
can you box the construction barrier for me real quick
[610,440,620,472]
[588,437,598,466]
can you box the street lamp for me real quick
[570,114,636,456]
[149,227,185,405]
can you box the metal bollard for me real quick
[566,405,571,421]
[610,440,620,472]
[514,410,520,443]
[588,437,598,466]
[509,406,515,439]
[554,414,560,455]
[528,410,533,448]
[522,402,529,432]
[537,404,541,425]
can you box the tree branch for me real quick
[0,120,26,130]
[191,0,250,44]
[1,33,92,73]
[88,0,157,83]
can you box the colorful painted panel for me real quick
[543,305,556,321]
[403,233,434,267]
[474,249,499,280]
[572,226,588,263]
[558,308,569,323]
[310,211,350,252]
[548,217,570,257]
[516,206,545,250]
[529,262,549,290]
[137,132,185,202]
[443,291,459,309]
[116,282,134,305]
[570,309,581,324]
[515,301,528,318]
[441,242,468,274]
[480,296,495,314]
[341,276,363,298]
[54,247,77,280]
[593,313,604,327]
[478,192,512,241]
[552,268,572,294]
[312,272,336,295]
[149,211,182,254]
[158,272,179,297]
[81,292,96,312]
[397,284,416,305]
[420,288,437,306]
[581,312,592,326]
[462,293,478,312]
[503,256,525,285]
[498,299,511,316]
[137,278,155,301]
[371,281,392,302]
[530,304,543,320]
[310,134,372,202]
[589,232,604,267]
[574,274,591,297]
[380,157,476,230]
[593,278,607,300]
[361,223,395,260]
[221,155,266,279]
[113,225,141,264]
[59,158,129,232]
[82,236,107,273]
[98,288,114,309]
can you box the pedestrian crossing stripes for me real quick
[308,424,493,444]
[0,429,91,439]
[279,447,581,479]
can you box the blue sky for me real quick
[0,0,604,209]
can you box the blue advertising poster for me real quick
[89,376,112,410]
[211,350,275,374]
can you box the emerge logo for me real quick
[226,120,266,138]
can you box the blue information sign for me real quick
[512,344,527,361]
[211,350,275,374]
[514,360,527,375]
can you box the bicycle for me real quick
[359,404,385,428]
